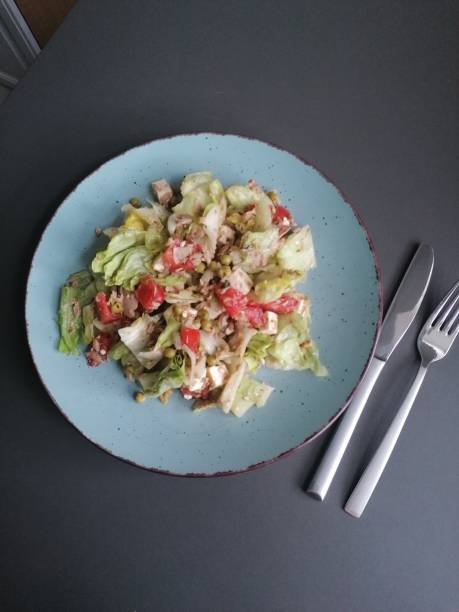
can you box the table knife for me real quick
[307,243,434,501]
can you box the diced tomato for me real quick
[216,287,248,318]
[260,294,299,314]
[135,276,165,312]
[95,292,121,323]
[242,303,266,328]
[273,205,292,224]
[180,327,200,353]
[162,240,202,272]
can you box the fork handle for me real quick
[344,364,428,518]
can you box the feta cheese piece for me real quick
[259,311,278,335]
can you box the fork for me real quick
[344,279,459,518]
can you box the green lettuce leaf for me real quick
[181,171,213,196]
[254,271,302,303]
[91,229,145,274]
[67,270,93,289]
[267,312,325,375]
[109,340,130,361]
[138,355,185,397]
[58,285,82,355]
[277,226,316,272]
[244,333,273,372]
[225,185,255,211]
[254,193,273,231]
[154,318,180,350]
[230,376,274,417]
[82,304,95,345]
[113,246,153,290]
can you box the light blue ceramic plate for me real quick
[26,133,382,476]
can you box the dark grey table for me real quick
[1,2,458,611]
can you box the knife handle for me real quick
[307,356,385,501]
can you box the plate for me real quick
[26,133,381,476]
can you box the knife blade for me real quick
[307,243,434,501]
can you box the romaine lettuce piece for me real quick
[145,224,167,254]
[244,333,273,371]
[230,376,274,417]
[79,281,97,307]
[155,318,181,350]
[254,193,273,231]
[67,270,93,289]
[254,271,302,303]
[118,314,158,368]
[277,226,316,272]
[267,312,326,375]
[109,340,129,361]
[113,246,153,290]
[82,303,95,345]
[57,285,82,355]
[181,171,213,196]
[200,196,226,261]
[219,361,247,413]
[138,355,185,397]
[91,230,145,274]
[239,228,279,273]
[225,185,255,211]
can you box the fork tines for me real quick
[430,280,459,335]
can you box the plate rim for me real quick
[25,131,383,477]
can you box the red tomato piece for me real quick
[180,327,200,353]
[95,292,121,323]
[261,294,299,314]
[162,240,202,272]
[216,287,248,318]
[273,205,292,224]
[135,277,165,312]
[243,304,266,328]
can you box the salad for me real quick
[57,171,325,417]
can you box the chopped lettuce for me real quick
[173,185,211,217]
[113,246,153,290]
[67,270,93,289]
[155,317,181,350]
[266,312,325,375]
[138,353,185,397]
[82,304,95,345]
[57,285,82,355]
[225,185,255,211]
[79,281,98,307]
[254,271,302,303]
[118,314,158,368]
[145,224,167,254]
[219,361,247,413]
[244,333,273,371]
[154,274,188,287]
[181,171,213,196]
[200,196,226,261]
[277,226,316,272]
[239,228,279,273]
[91,229,145,274]
[230,376,274,417]
[109,340,129,361]
[254,193,273,231]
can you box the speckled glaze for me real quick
[25,133,382,476]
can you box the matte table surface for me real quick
[1,1,458,611]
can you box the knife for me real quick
[307,243,434,501]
